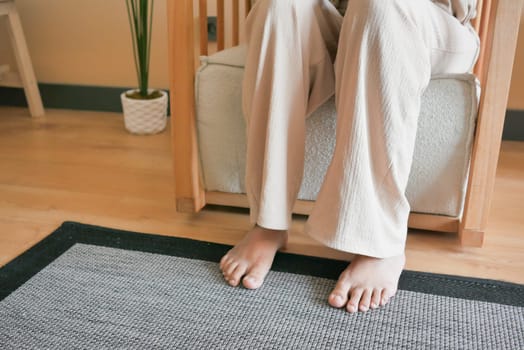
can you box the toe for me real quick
[328,293,348,309]
[223,261,238,281]
[370,288,383,309]
[347,287,364,313]
[222,261,238,282]
[219,254,231,271]
[359,289,372,312]
[380,288,395,306]
[242,266,268,290]
[228,263,248,287]
[328,272,351,308]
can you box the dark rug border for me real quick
[1,221,523,307]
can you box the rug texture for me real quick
[0,222,523,349]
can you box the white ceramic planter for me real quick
[121,89,168,135]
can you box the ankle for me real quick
[252,225,288,246]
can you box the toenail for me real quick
[371,303,378,309]
[360,306,368,312]
[348,305,357,313]
[332,295,343,302]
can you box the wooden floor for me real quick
[1,107,523,284]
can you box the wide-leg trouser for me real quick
[242,0,479,258]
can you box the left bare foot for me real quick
[219,225,287,289]
[328,254,405,313]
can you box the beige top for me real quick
[333,0,477,24]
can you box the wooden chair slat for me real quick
[217,0,225,51]
[199,0,208,55]
[232,0,240,46]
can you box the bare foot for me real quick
[328,254,405,313]
[219,225,287,289]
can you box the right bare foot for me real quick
[328,254,405,313]
[219,225,287,289]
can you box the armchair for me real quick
[167,0,523,247]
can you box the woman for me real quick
[219,0,479,313]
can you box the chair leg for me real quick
[458,226,485,247]
[5,2,44,117]
[176,198,202,213]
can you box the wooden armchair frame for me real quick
[167,0,523,246]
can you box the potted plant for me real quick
[121,0,167,134]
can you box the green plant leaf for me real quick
[125,0,154,98]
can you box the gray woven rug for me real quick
[0,222,523,349]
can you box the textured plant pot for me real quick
[121,89,168,135]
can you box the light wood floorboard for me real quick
[0,107,522,284]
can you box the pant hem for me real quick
[304,224,405,259]
[256,218,290,231]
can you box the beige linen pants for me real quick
[243,0,479,258]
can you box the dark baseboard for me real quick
[0,84,170,115]
[503,110,524,141]
[0,84,521,140]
